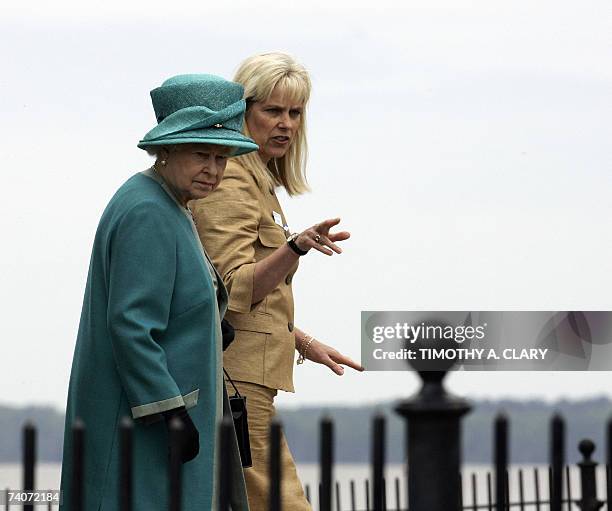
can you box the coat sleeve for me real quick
[107,201,184,419]
[190,162,262,314]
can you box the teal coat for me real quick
[59,171,248,511]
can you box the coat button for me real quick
[288,322,294,332]
[285,274,292,285]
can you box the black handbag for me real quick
[224,368,252,468]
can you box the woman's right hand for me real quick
[294,218,351,256]
[251,218,350,303]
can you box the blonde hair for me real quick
[233,52,311,196]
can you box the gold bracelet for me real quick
[297,335,314,365]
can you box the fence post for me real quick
[395,370,471,511]
[269,419,282,511]
[550,414,565,511]
[168,417,183,511]
[372,414,385,511]
[320,417,334,511]
[494,414,508,511]
[23,422,35,511]
[575,439,604,511]
[119,417,133,511]
[607,418,612,509]
[72,418,85,511]
[218,418,233,511]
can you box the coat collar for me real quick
[141,167,229,316]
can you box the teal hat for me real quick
[138,74,258,156]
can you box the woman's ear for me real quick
[158,146,171,162]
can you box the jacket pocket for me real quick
[258,225,286,248]
[227,311,273,334]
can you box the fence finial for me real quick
[395,319,472,511]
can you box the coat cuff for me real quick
[131,389,200,419]
[227,263,256,313]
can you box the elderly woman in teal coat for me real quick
[59,75,258,511]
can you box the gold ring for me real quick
[314,234,321,244]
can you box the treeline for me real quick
[0,405,64,462]
[279,397,612,464]
[1,398,612,463]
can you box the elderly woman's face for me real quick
[161,143,231,204]
[246,86,303,164]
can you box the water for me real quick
[0,463,607,509]
[0,464,61,492]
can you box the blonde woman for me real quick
[190,53,363,510]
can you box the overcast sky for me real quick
[1,0,611,411]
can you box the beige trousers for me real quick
[227,380,312,511]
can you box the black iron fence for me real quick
[5,369,612,510]
[302,447,610,510]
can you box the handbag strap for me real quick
[223,368,241,398]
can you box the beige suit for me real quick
[190,159,299,391]
[190,160,311,511]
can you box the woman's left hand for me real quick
[304,339,365,375]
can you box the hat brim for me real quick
[138,127,258,156]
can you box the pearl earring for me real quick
[161,160,167,166]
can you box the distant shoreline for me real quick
[2,397,612,464]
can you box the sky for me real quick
[1,0,611,411]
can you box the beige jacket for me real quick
[189,160,299,392]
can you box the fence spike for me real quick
[518,469,525,511]
[119,417,133,511]
[533,467,541,511]
[320,417,333,511]
[72,418,85,511]
[382,477,387,511]
[22,422,36,511]
[550,413,565,511]
[494,412,508,511]
[217,418,233,511]
[372,414,385,511]
[168,417,183,511]
[269,420,282,511]
[607,418,612,506]
[394,477,400,511]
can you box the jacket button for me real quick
[285,274,292,285]
[288,322,294,332]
